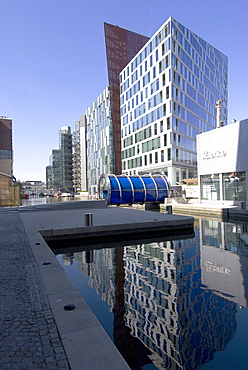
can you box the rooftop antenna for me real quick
[215,99,224,128]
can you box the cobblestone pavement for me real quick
[0,209,70,370]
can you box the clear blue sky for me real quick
[1,0,247,182]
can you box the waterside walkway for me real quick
[168,199,248,221]
[0,200,193,370]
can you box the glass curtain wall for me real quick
[201,171,247,202]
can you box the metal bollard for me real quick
[166,205,172,214]
[85,213,93,226]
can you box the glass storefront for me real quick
[201,174,220,201]
[223,171,246,201]
[201,171,247,202]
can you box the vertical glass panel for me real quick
[223,172,246,201]
[201,174,220,201]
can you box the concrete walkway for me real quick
[0,200,194,370]
[0,209,70,369]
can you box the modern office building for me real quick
[72,119,84,192]
[59,126,73,192]
[73,115,87,192]
[85,24,149,195]
[86,87,115,195]
[78,115,87,192]
[46,149,60,192]
[120,17,228,184]
[197,118,248,207]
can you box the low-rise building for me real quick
[0,116,19,206]
[197,118,248,208]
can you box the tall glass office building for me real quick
[59,126,73,192]
[46,149,60,192]
[86,88,115,195]
[120,17,228,184]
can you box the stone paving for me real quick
[0,209,70,370]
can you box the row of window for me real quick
[121,78,161,113]
[201,172,246,201]
[172,21,227,75]
[123,104,167,130]
[122,149,169,170]
[0,149,11,159]
[172,50,227,103]
[122,147,197,171]
[123,131,196,159]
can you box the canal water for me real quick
[54,217,248,370]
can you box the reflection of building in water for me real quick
[62,253,74,266]
[75,249,117,308]
[200,219,248,307]
[124,232,237,369]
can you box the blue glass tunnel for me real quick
[98,174,171,205]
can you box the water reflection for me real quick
[56,219,248,369]
[20,195,78,207]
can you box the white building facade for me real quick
[120,17,228,184]
[197,118,248,207]
[86,87,115,195]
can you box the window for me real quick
[166,86,169,99]
[223,171,246,201]
[201,174,220,201]
[154,123,157,135]
[159,61,162,73]
[155,152,158,163]
[149,153,152,164]
[163,104,166,115]
[153,66,156,79]
[164,134,167,146]
[144,155,147,165]
[150,55,153,67]
[167,117,170,129]
[161,150,164,162]
[160,120,163,133]
[162,73,166,86]
[145,87,148,99]
[167,148,171,160]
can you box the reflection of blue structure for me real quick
[98,174,171,205]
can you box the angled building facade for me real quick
[120,17,228,184]
[104,23,150,175]
[85,24,149,195]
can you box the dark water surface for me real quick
[55,217,248,370]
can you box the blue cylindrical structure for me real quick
[98,174,171,205]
